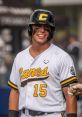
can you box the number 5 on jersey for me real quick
[33,84,47,97]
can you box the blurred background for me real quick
[0,0,82,117]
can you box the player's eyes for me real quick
[33,24,51,32]
[44,26,51,32]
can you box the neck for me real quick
[32,41,51,51]
[29,42,51,58]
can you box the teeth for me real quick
[39,34,43,36]
[38,34,44,37]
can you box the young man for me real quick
[8,9,78,117]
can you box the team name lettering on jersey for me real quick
[19,67,49,80]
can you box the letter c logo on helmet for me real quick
[38,13,48,21]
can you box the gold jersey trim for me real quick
[21,76,49,87]
[60,76,78,88]
[8,80,18,90]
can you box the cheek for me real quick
[46,32,49,38]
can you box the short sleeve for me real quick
[60,54,78,88]
[8,55,20,90]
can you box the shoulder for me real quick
[51,44,71,59]
[51,44,74,65]
[18,48,28,56]
[14,47,29,61]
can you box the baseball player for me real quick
[8,9,78,117]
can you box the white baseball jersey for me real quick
[8,44,77,112]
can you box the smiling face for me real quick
[31,24,51,45]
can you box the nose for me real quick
[38,26,45,32]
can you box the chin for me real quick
[38,40,48,44]
[38,38,48,42]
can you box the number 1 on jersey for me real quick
[33,84,47,97]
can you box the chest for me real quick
[18,53,60,79]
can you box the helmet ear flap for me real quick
[28,25,32,36]
[48,29,55,41]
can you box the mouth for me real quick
[37,34,45,39]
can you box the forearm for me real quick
[66,93,77,117]
[9,88,19,117]
[63,87,77,117]
[9,88,19,111]
[66,95,77,113]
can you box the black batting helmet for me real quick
[28,9,55,39]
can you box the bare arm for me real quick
[63,87,77,114]
[9,88,19,111]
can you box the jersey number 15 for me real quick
[33,84,47,97]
